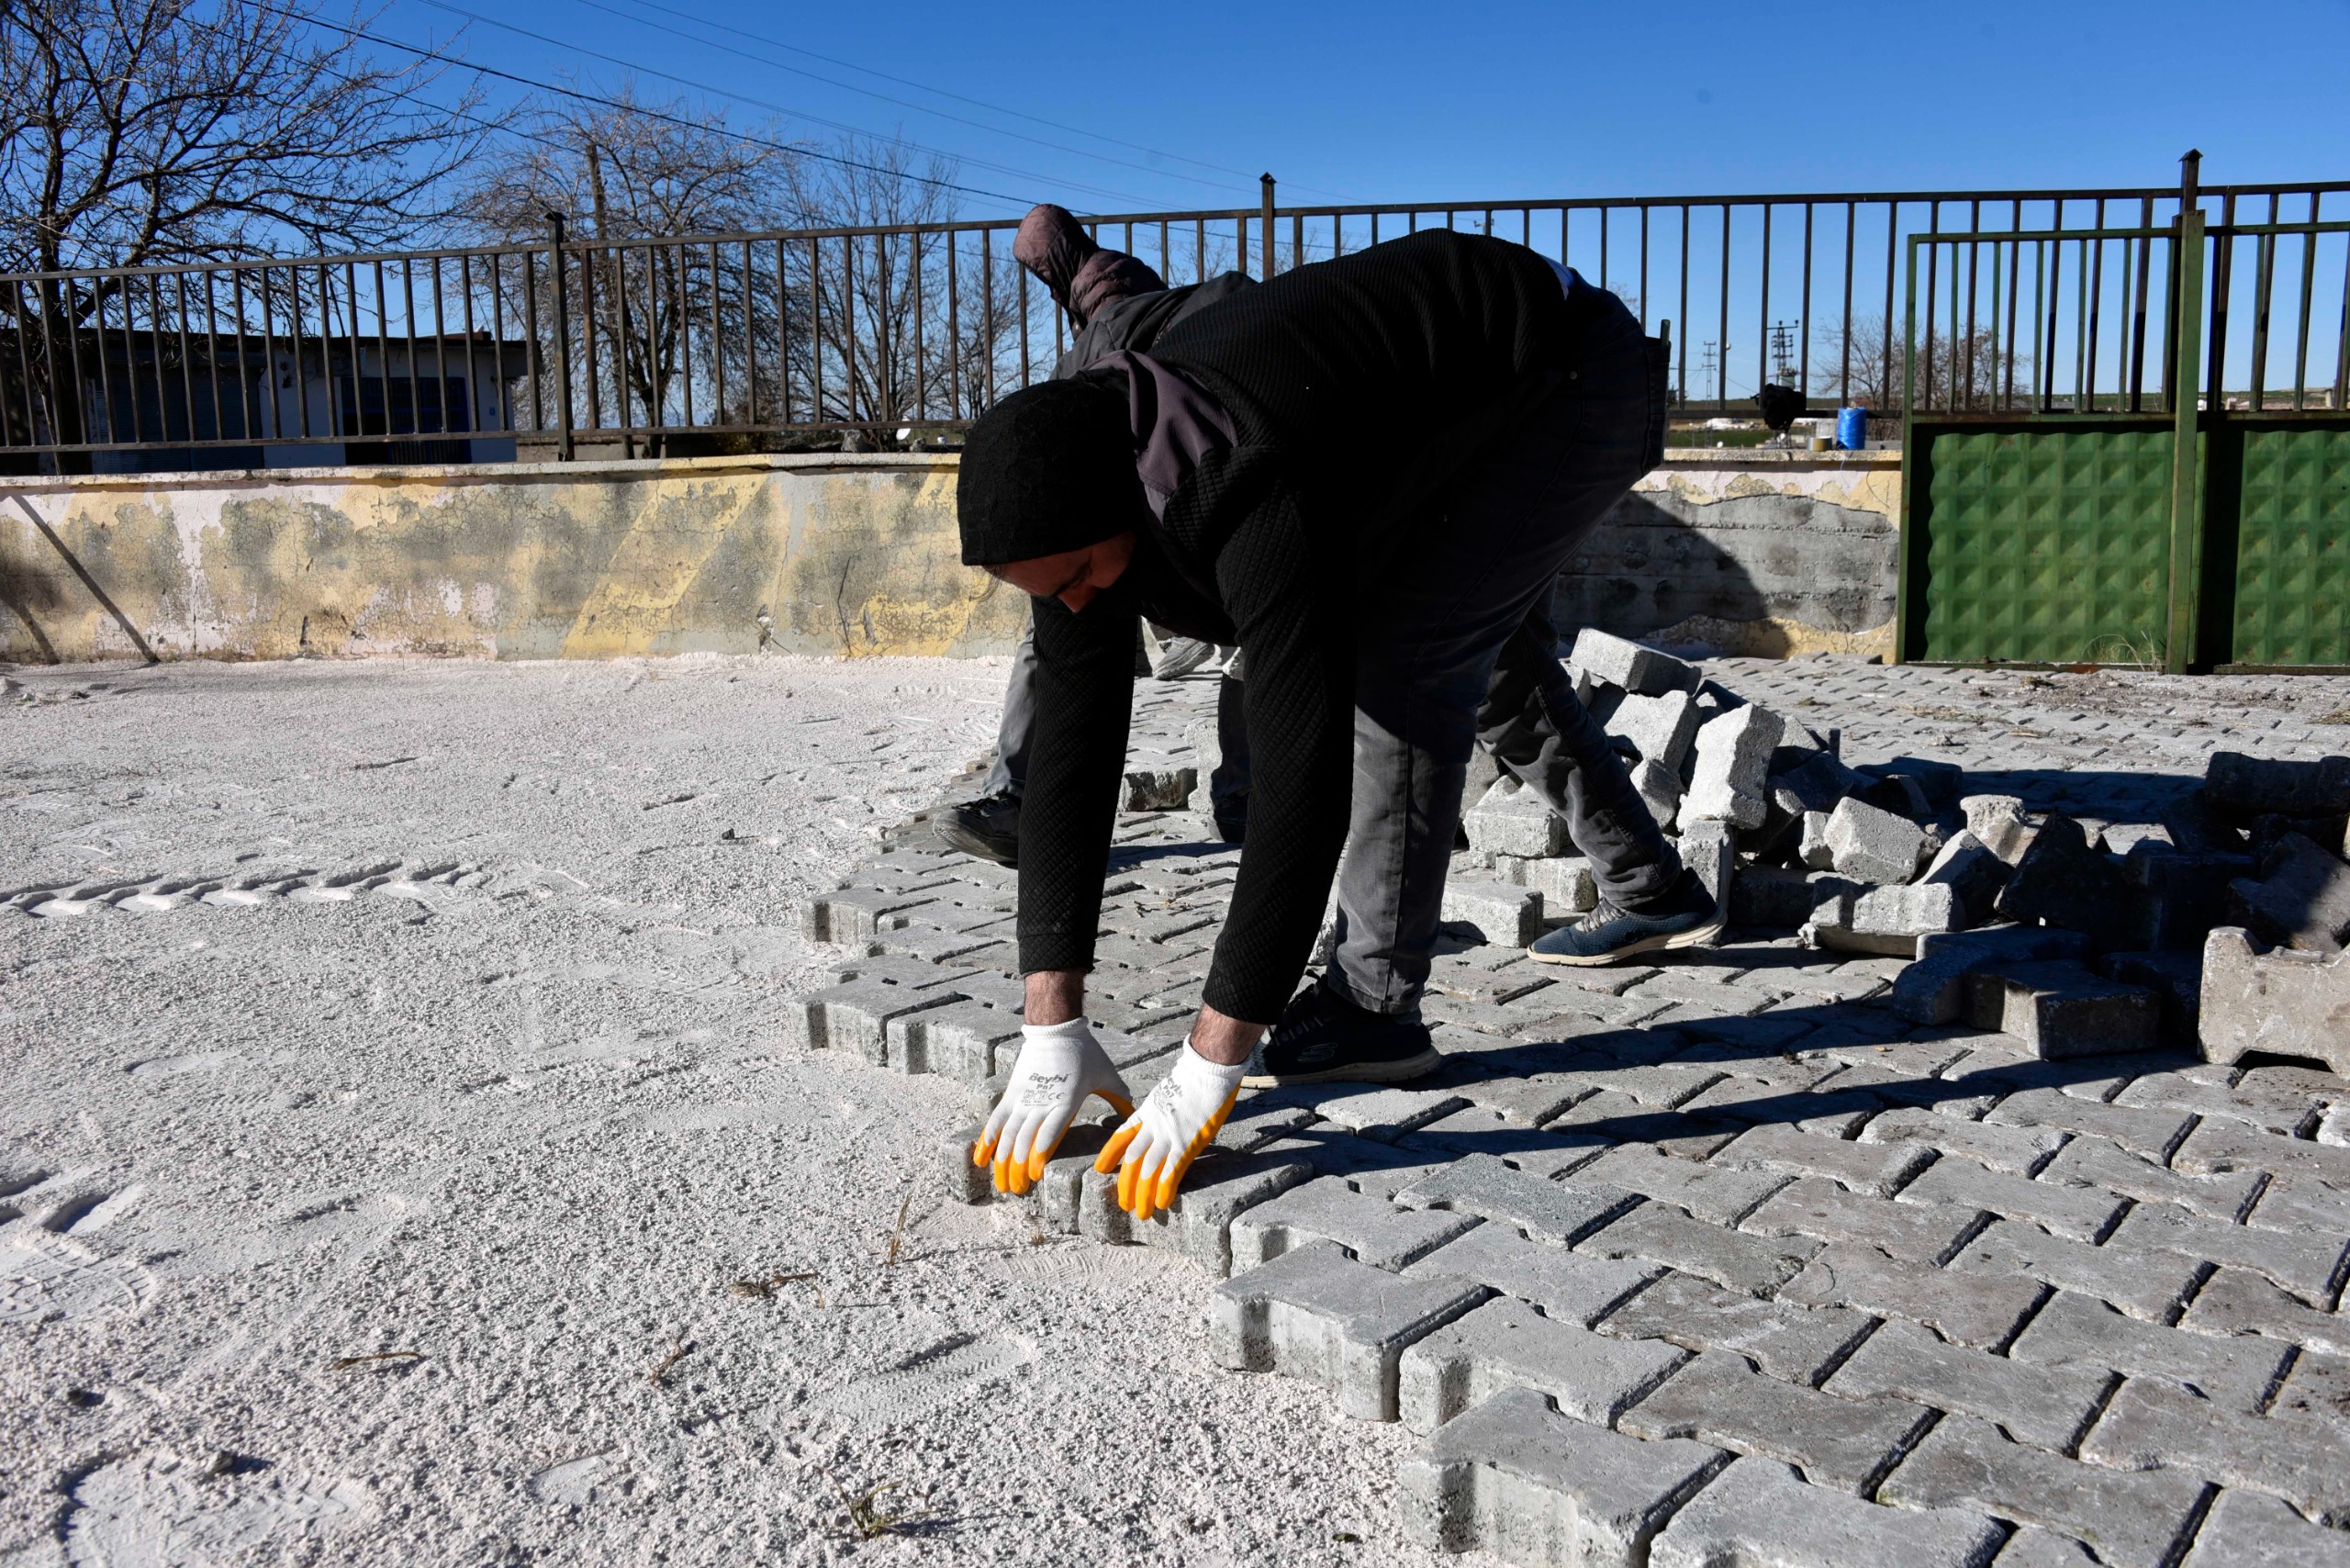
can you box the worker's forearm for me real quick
[1186,1002,1266,1067]
[1025,972,1263,1068]
[1024,969,1089,1025]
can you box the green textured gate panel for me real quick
[1912,425,2178,664]
[2232,423,2350,666]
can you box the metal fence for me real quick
[4,158,2344,470]
[1897,203,2350,675]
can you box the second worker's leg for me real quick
[1477,605,1680,906]
[1488,609,1722,964]
[935,618,1036,866]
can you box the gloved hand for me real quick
[971,1019,1135,1196]
[1094,1041,1248,1222]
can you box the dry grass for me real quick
[828,1474,928,1540]
[884,1190,913,1268]
[643,1338,691,1387]
[328,1350,420,1372]
[728,1271,820,1305]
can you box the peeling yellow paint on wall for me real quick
[1,454,1021,664]
[3,450,1905,666]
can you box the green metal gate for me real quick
[1896,174,2350,672]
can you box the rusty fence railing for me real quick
[3,157,2343,471]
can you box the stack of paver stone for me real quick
[792,657,2350,1568]
[1460,631,2350,1068]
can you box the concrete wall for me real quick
[0,448,1901,665]
[1554,450,1902,659]
[0,454,1025,663]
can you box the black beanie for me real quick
[957,378,1146,566]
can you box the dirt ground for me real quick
[0,655,1469,1568]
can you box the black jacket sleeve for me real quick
[1197,481,1356,1023]
[1013,588,1136,977]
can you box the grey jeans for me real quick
[986,621,1251,814]
[1326,297,1679,1017]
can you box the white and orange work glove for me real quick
[971,1019,1135,1196]
[1094,1040,1248,1222]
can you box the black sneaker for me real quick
[1528,868,1722,965]
[1243,979,1441,1087]
[934,790,1020,867]
[1151,636,1217,680]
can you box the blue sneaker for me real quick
[1528,868,1722,966]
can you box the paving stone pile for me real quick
[794,656,2350,1568]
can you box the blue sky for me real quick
[381,0,2350,220]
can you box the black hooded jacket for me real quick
[1015,230,1595,1023]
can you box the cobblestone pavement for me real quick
[800,658,2350,1568]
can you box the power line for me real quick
[599,0,1271,189]
[554,0,1252,197]
[260,1,1039,210]
[400,0,1172,209]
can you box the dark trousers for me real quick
[1327,292,1680,1015]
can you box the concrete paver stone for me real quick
[1947,1219,2205,1324]
[1651,1456,2006,1568]
[1715,1123,1934,1197]
[2009,1290,2293,1412]
[1595,1268,1874,1385]
[1228,1174,1482,1273]
[1400,1385,1729,1567]
[1779,1242,2044,1350]
[1400,1222,1660,1326]
[1207,1241,1490,1421]
[1684,705,1786,830]
[1827,1318,2113,1453]
[1620,1350,1936,1494]
[2180,1486,2350,1567]
[1882,1414,2210,1568]
[1080,1147,1313,1277]
[1826,797,1927,884]
[1896,1157,2126,1243]
[1397,1293,1688,1432]
[2080,1375,2350,1525]
[1578,1203,1821,1299]
[2198,927,2350,1072]
[1741,1176,1988,1264]
[1397,1153,1641,1248]
[2178,1268,2350,1359]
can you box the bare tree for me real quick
[460,89,804,453]
[0,0,491,461]
[463,109,1024,449]
[1812,314,2031,412]
[783,134,1024,434]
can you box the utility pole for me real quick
[584,139,632,459]
[1769,320,1799,386]
[1697,341,1720,402]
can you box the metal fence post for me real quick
[546,211,575,462]
[2165,206,2207,674]
[1260,174,1277,280]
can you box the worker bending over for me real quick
[966,230,1718,1217]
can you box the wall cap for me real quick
[0,450,960,496]
[1,443,1897,498]
[1660,447,1901,467]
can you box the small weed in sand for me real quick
[884,1190,913,1268]
[644,1338,691,1387]
[2321,708,2350,726]
[829,1474,927,1540]
[729,1271,821,1305]
[329,1350,421,1372]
